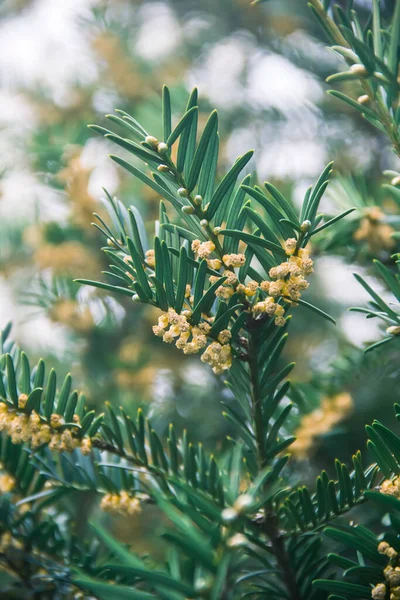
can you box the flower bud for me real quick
[195,578,213,594]
[387,325,400,336]
[145,135,159,148]
[357,94,370,104]
[200,219,209,228]
[300,220,312,233]
[157,164,170,173]
[349,63,368,77]
[213,226,222,234]
[221,507,239,523]
[233,493,253,513]
[371,583,386,600]
[391,175,400,187]
[226,533,248,548]
[194,194,203,205]
[132,294,140,303]
[182,205,195,215]
[157,142,168,154]
[178,187,188,197]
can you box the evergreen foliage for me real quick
[1,0,400,598]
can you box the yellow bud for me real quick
[157,142,168,154]
[349,63,368,77]
[387,326,400,336]
[357,94,370,104]
[144,135,159,148]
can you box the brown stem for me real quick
[264,516,302,600]
[246,325,302,600]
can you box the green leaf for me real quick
[20,352,31,395]
[166,106,198,148]
[309,207,356,236]
[110,156,177,206]
[191,277,227,325]
[304,162,334,223]
[264,182,299,225]
[88,413,104,437]
[44,369,57,420]
[105,114,144,141]
[6,354,18,406]
[354,273,399,320]
[74,576,156,600]
[90,522,144,568]
[364,489,400,511]
[313,580,371,597]
[103,565,196,597]
[242,184,294,239]
[157,498,216,570]
[175,247,189,313]
[292,298,336,325]
[364,337,394,354]
[57,374,72,415]
[64,391,78,424]
[220,230,286,257]
[243,206,282,248]
[105,134,163,165]
[389,0,400,76]
[161,240,176,307]
[25,388,43,414]
[33,359,45,389]
[126,237,153,300]
[372,0,382,58]
[75,279,134,298]
[161,223,199,242]
[187,110,218,193]
[328,90,377,119]
[373,259,400,302]
[162,85,172,141]
[210,304,242,338]
[206,151,254,220]
[128,207,147,258]
[114,109,148,137]
[177,89,198,174]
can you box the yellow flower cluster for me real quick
[0,474,16,493]
[92,32,145,100]
[34,241,99,277]
[0,403,91,454]
[200,341,232,375]
[57,151,96,229]
[211,270,238,300]
[236,280,259,298]
[354,206,395,252]
[252,246,313,327]
[49,299,94,333]
[371,542,400,599]
[191,240,222,270]
[100,491,142,516]
[290,393,353,459]
[222,253,246,268]
[152,308,232,374]
[380,478,400,498]
[0,532,23,553]
[153,308,209,354]
[145,249,155,268]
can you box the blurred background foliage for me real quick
[0,0,399,557]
